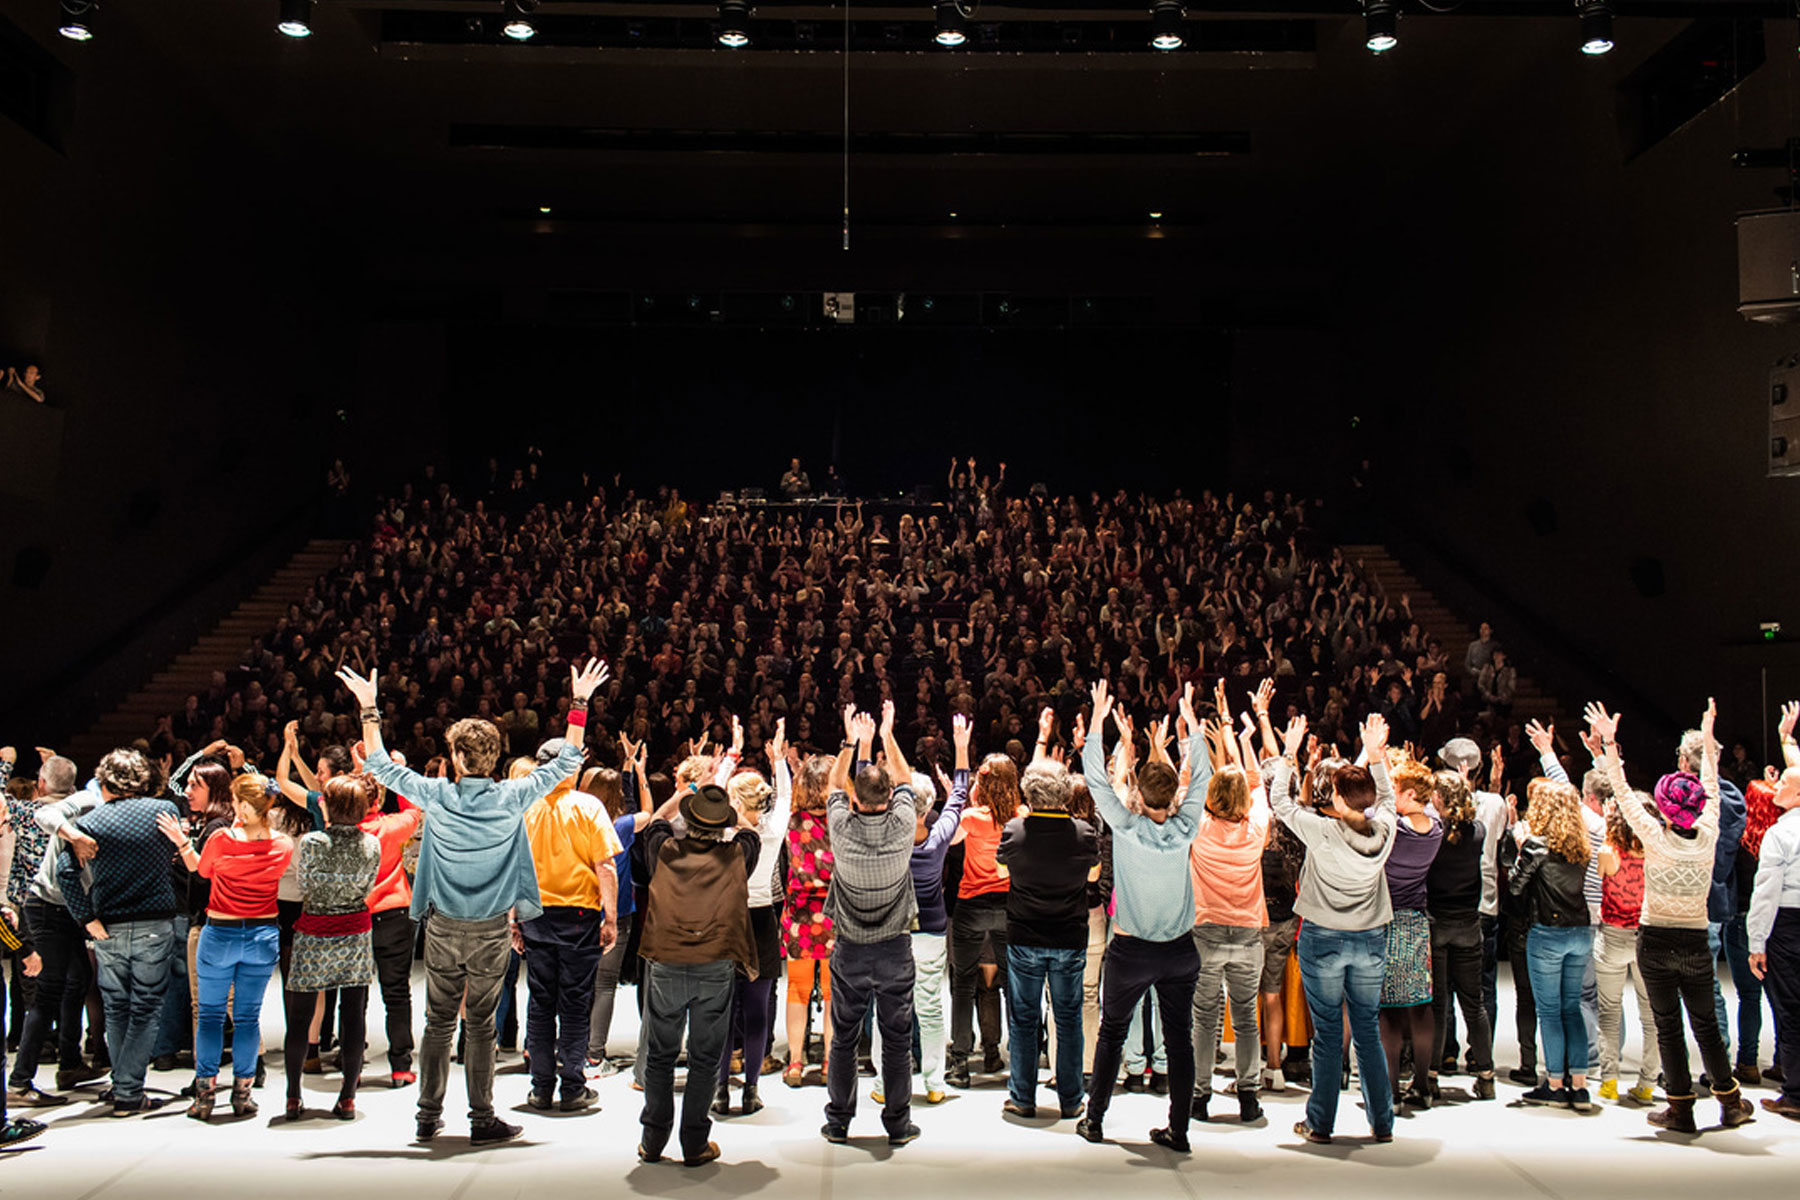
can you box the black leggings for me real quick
[286,987,367,1102]
[1379,1004,1436,1091]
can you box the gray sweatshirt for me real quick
[1268,755,1398,932]
[30,786,102,908]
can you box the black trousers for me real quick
[1507,921,1538,1071]
[1763,909,1800,1107]
[1087,934,1200,1136]
[1639,925,1733,1098]
[11,899,90,1089]
[286,985,367,1103]
[521,906,604,1098]
[370,909,416,1072]
[1430,914,1494,1073]
[824,935,916,1136]
[948,893,1007,1064]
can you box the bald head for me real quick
[1776,766,1800,808]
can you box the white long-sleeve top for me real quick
[746,759,792,909]
[1748,807,1800,954]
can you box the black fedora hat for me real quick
[680,783,736,829]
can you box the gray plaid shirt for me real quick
[823,784,918,944]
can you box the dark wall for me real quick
[0,7,334,739]
[1353,20,1800,759]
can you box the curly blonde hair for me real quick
[1526,778,1591,866]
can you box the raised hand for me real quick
[336,666,378,709]
[729,714,745,756]
[767,718,787,765]
[1178,683,1199,733]
[1361,712,1390,756]
[1280,714,1309,759]
[1700,697,1718,756]
[1781,701,1800,743]
[1584,702,1620,744]
[842,702,859,744]
[1252,678,1274,717]
[1149,716,1173,764]
[570,657,610,702]
[880,700,897,739]
[1072,712,1087,751]
[283,719,300,749]
[1214,678,1231,725]
[1526,720,1554,756]
[1089,681,1113,731]
[1037,706,1056,746]
[952,712,972,752]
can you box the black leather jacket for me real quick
[1507,834,1590,928]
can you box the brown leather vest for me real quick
[639,833,758,979]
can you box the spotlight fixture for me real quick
[57,0,94,41]
[1363,0,1397,53]
[277,0,313,38]
[502,0,537,41]
[1149,0,1183,51]
[717,0,751,47]
[934,0,967,48]
[538,205,552,214]
[1577,0,1613,56]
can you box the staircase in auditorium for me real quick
[1339,544,1563,729]
[63,539,349,769]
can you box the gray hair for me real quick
[1582,767,1614,805]
[1677,730,1705,773]
[39,756,77,797]
[1020,763,1072,813]
[910,772,939,807]
[95,748,155,798]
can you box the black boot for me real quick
[742,1078,764,1116]
[711,1079,733,1118]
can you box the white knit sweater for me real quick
[1609,757,1719,931]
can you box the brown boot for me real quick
[1648,1093,1698,1134]
[1716,1085,1756,1129]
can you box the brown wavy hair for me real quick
[1205,765,1251,821]
[792,755,833,816]
[1431,769,1476,844]
[972,753,1022,824]
[1526,778,1591,865]
[1606,792,1653,856]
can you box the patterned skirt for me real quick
[1380,908,1433,1007]
[287,928,374,992]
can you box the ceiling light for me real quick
[277,0,312,38]
[1149,0,1183,50]
[538,205,552,214]
[717,0,751,47]
[1578,1,1613,55]
[1363,0,1398,53]
[934,0,967,47]
[502,0,537,41]
[1149,211,1163,219]
[57,0,94,41]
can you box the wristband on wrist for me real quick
[359,707,379,722]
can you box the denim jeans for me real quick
[826,936,916,1136]
[92,918,178,1103]
[1191,924,1263,1095]
[1525,925,1592,1082]
[521,906,604,1098]
[1593,924,1659,1088]
[194,922,281,1080]
[1707,921,1733,1063]
[639,959,735,1160]
[871,931,949,1093]
[10,898,91,1089]
[1087,934,1200,1137]
[418,912,512,1124]
[1297,923,1392,1137]
[588,911,635,1060]
[1123,989,1167,1075]
[152,914,193,1060]
[1005,943,1085,1109]
[1724,913,1769,1066]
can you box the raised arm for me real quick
[1527,720,1569,787]
[1362,712,1396,816]
[1083,682,1133,829]
[1031,706,1056,767]
[1696,697,1722,837]
[1268,715,1324,844]
[1587,702,1657,846]
[1251,678,1280,761]
[1780,701,1800,771]
[880,700,911,784]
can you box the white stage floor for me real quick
[7,965,1797,1200]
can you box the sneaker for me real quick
[415,1117,444,1142]
[1474,1073,1496,1101]
[527,1090,554,1110]
[926,1089,947,1105]
[5,1085,68,1108]
[1568,1087,1594,1113]
[1598,1080,1618,1101]
[470,1118,523,1145]
[391,1071,417,1088]
[945,1064,971,1090]
[1149,1126,1190,1153]
[1148,1071,1169,1096]
[589,1058,622,1078]
[1508,1067,1540,1086]
[1002,1099,1037,1119]
[821,1122,849,1144]
[871,1088,884,1105]
[1263,1067,1286,1093]
[1627,1085,1657,1105]
[560,1088,598,1112]
[1075,1118,1104,1143]
[1520,1085,1568,1108]
[888,1122,921,1146]
[682,1141,722,1167]
[110,1096,164,1117]
[0,1118,46,1149]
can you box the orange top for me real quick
[525,781,626,912]
[958,808,1010,900]
[1189,798,1272,928]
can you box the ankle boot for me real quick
[742,1078,764,1116]
[711,1079,733,1118]
[1648,1093,1697,1134]
[1716,1085,1756,1128]
[231,1077,259,1119]
[187,1078,217,1122]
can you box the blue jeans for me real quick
[639,959,735,1160]
[1526,925,1593,1082]
[92,918,178,1103]
[1006,944,1085,1109]
[1297,924,1391,1137]
[152,914,192,1059]
[1123,989,1166,1074]
[1726,912,1774,1065]
[194,922,281,1080]
[1707,921,1733,1063]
